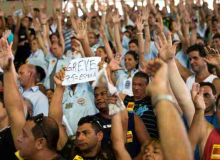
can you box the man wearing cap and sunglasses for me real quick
[0,38,65,160]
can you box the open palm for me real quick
[0,38,13,71]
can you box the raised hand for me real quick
[33,21,41,32]
[71,39,83,53]
[142,6,150,22]
[191,83,206,111]
[204,46,220,67]
[54,68,65,87]
[146,59,169,97]
[112,10,121,24]
[11,2,15,10]
[41,14,50,24]
[72,19,87,41]
[108,58,125,71]
[0,10,4,17]
[136,16,144,33]
[155,32,179,62]
[98,2,108,13]
[3,30,12,40]
[0,38,13,71]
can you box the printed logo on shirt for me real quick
[77,98,86,105]
[211,144,220,159]
[51,59,56,64]
[66,103,73,109]
[73,155,83,160]
[136,105,149,117]
[127,102,135,112]
[125,80,131,89]
[127,131,133,143]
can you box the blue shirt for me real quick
[20,86,49,116]
[62,82,98,134]
[63,28,74,52]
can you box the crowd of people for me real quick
[0,0,220,159]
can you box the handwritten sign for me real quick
[62,57,101,85]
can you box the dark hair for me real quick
[36,66,46,82]
[125,51,139,69]
[186,44,206,57]
[0,91,4,107]
[129,39,139,47]
[50,33,60,42]
[46,89,54,93]
[134,71,150,85]
[34,8,40,12]
[30,115,59,151]
[213,33,220,40]
[78,116,103,134]
[124,31,132,38]
[199,82,217,95]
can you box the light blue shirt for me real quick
[145,41,159,60]
[116,69,139,96]
[62,82,98,134]
[44,53,70,89]
[20,86,49,116]
[26,49,48,73]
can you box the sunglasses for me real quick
[33,113,47,141]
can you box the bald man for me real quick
[18,64,49,116]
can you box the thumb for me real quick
[172,41,179,52]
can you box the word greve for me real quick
[62,57,101,85]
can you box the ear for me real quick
[35,138,47,150]
[97,131,104,142]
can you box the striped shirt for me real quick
[124,95,159,138]
[63,29,74,52]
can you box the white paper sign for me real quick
[62,57,101,85]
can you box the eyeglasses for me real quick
[33,113,47,141]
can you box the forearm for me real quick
[103,36,114,61]
[215,65,220,79]
[144,25,150,54]
[49,86,65,123]
[155,100,193,160]
[114,23,123,55]
[168,60,195,126]
[80,38,94,57]
[112,113,132,160]
[4,64,25,149]
[188,110,205,150]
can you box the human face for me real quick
[125,54,138,71]
[51,35,59,44]
[133,77,147,98]
[71,38,79,51]
[17,121,36,159]
[94,87,108,112]
[22,17,29,28]
[66,17,72,27]
[129,43,139,53]
[31,40,39,52]
[148,14,156,26]
[96,48,107,62]
[18,65,31,88]
[213,38,220,50]
[76,123,100,152]
[46,90,54,104]
[51,44,63,59]
[188,51,206,73]
[7,16,14,25]
[142,141,164,160]
[201,85,216,114]
[88,33,97,47]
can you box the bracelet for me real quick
[137,32,143,35]
[152,95,175,107]
[144,24,149,27]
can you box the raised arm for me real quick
[56,13,65,52]
[142,6,151,55]
[0,38,26,150]
[112,111,132,160]
[49,68,68,150]
[33,21,48,56]
[112,10,123,55]
[155,32,195,126]
[146,59,193,160]
[72,19,94,57]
